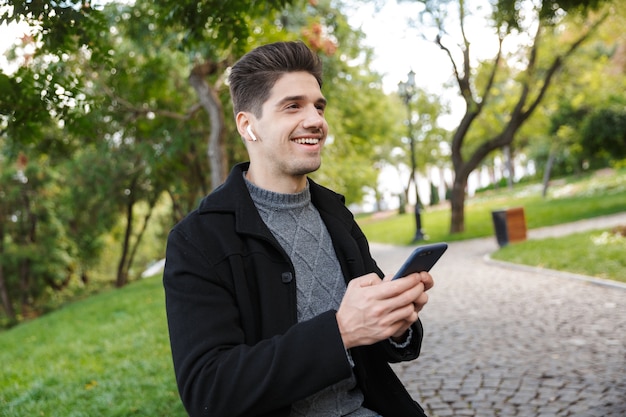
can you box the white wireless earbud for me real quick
[247,125,258,141]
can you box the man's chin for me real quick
[293,161,321,176]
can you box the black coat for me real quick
[164,163,427,417]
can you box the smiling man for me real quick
[163,41,432,417]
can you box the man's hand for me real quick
[336,271,433,349]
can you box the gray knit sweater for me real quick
[245,176,378,417]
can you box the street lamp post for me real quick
[398,70,425,242]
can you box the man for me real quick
[164,41,433,417]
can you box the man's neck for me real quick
[245,167,308,194]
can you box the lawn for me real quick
[358,169,626,245]
[491,227,626,283]
[358,169,626,282]
[0,276,186,417]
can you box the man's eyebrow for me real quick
[275,95,327,107]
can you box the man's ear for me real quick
[236,112,255,143]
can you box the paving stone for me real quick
[431,409,455,417]
[453,409,476,416]
[370,213,626,417]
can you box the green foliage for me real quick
[521,4,626,177]
[537,95,626,171]
[0,70,52,148]
[0,0,201,318]
[1,2,110,147]
[492,0,606,31]
[155,0,295,55]
[55,147,123,277]
[580,105,626,160]
[1,1,110,61]
[0,276,186,416]
[316,87,403,203]
[0,154,75,310]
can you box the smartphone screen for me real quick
[392,242,448,280]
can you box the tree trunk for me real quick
[116,197,134,288]
[450,174,468,234]
[189,62,228,190]
[19,259,32,310]
[542,151,556,198]
[115,177,159,287]
[0,218,16,322]
[124,198,156,281]
[504,145,514,190]
[0,264,15,322]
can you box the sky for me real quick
[345,0,503,126]
[346,1,454,94]
[0,18,28,74]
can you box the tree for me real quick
[1,0,401,323]
[581,105,626,161]
[520,4,626,193]
[389,79,450,218]
[0,148,77,322]
[406,0,612,233]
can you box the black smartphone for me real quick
[392,242,448,280]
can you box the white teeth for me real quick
[293,138,319,145]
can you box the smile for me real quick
[292,138,320,145]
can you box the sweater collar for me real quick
[198,162,353,233]
[245,173,311,211]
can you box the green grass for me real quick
[358,169,626,283]
[358,170,626,244]
[0,276,186,417]
[491,228,626,283]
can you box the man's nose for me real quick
[303,105,325,129]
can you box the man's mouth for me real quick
[292,138,320,145]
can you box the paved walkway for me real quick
[370,212,626,417]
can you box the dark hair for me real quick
[228,41,323,118]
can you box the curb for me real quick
[483,254,626,291]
